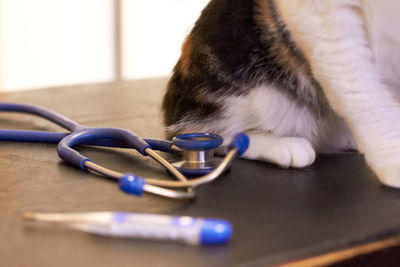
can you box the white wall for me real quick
[121,0,209,80]
[0,0,210,91]
[0,0,4,89]
[0,0,115,91]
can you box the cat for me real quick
[162,0,400,188]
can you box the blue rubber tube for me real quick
[0,102,80,131]
[0,129,173,152]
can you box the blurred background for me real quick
[0,0,210,91]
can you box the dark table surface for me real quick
[1,78,400,267]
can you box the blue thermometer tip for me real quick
[200,219,233,245]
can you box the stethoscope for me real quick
[0,103,249,199]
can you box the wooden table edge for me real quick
[274,235,400,267]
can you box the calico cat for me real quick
[162,0,400,188]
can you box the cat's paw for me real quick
[365,151,400,188]
[375,164,400,188]
[243,132,316,169]
[268,137,316,168]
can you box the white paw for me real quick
[266,137,316,168]
[375,164,400,188]
[365,151,400,188]
[243,132,316,169]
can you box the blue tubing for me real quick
[0,129,173,152]
[0,102,79,131]
[0,130,67,143]
[57,127,151,170]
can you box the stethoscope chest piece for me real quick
[171,133,224,176]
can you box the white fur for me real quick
[363,1,400,93]
[244,131,316,168]
[222,86,355,167]
[276,0,400,187]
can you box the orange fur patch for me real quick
[178,37,193,75]
[256,0,315,85]
[274,0,314,64]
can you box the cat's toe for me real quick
[269,146,292,168]
[243,132,316,169]
[285,138,316,168]
[269,137,316,168]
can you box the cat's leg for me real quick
[243,130,316,168]
[277,1,400,187]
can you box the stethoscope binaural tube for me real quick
[86,133,249,199]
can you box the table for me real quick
[1,78,400,267]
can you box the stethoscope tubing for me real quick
[0,127,238,188]
[0,129,174,152]
[0,102,78,131]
